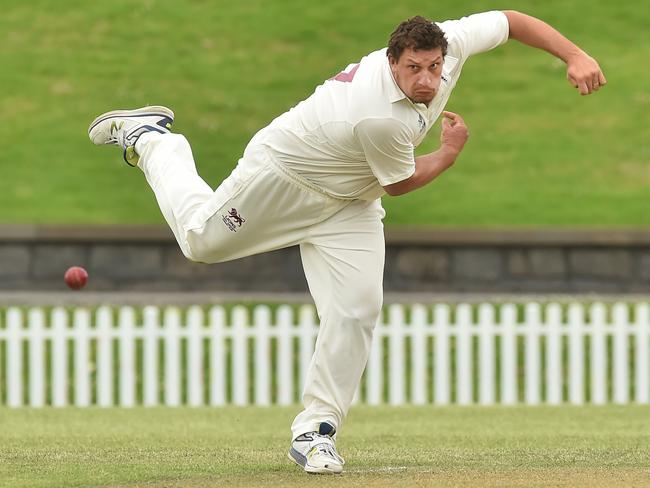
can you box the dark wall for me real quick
[1,226,649,293]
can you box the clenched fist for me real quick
[567,51,607,95]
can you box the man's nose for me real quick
[417,73,436,88]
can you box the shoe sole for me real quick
[287,449,343,475]
[87,105,175,136]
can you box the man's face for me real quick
[389,47,443,105]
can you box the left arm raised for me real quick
[503,10,606,95]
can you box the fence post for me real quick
[97,306,114,407]
[73,308,91,407]
[232,306,249,406]
[434,304,451,405]
[612,303,629,404]
[51,307,68,407]
[568,303,585,405]
[7,308,23,408]
[28,308,46,407]
[410,304,428,405]
[590,303,607,405]
[276,305,293,406]
[118,307,136,407]
[524,303,541,405]
[478,303,495,406]
[546,303,562,405]
[187,306,205,407]
[209,306,226,406]
[635,303,649,404]
[501,304,518,405]
[254,305,271,406]
[143,306,160,407]
[456,304,472,406]
[388,304,405,406]
[164,307,181,407]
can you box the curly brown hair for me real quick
[387,16,448,61]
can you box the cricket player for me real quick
[88,10,605,474]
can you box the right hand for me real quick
[566,51,607,96]
[440,111,469,155]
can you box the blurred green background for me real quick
[0,0,646,226]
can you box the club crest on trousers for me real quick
[222,208,246,232]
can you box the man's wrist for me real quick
[560,45,584,64]
[438,144,461,164]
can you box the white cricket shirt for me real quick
[248,11,510,201]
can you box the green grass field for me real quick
[0,0,648,226]
[1,405,649,487]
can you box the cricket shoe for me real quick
[88,106,174,167]
[288,422,345,475]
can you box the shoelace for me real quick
[311,436,344,464]
[108,124,138,149]
[104,124,127,149]
[115,129,127,149]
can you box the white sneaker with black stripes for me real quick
[288,422,344,474]
[88,106,174,167]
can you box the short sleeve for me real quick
[437,11,510,59]
[354,118,416,186]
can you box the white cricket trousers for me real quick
[135,132,385,439]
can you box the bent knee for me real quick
[182,227,237,264]
[341,287,383,325]
[178,229,215,263]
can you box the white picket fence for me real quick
[0,302,649,408]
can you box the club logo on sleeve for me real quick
[222,208,246,232]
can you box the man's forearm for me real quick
[503,10,582,62]
[384,111,469,196]
[503,10,605,95]
[384,146,458,196]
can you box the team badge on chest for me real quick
[417,113,426,134]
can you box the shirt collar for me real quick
[383,55,407,104]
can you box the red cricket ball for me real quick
[64,266,88,290]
